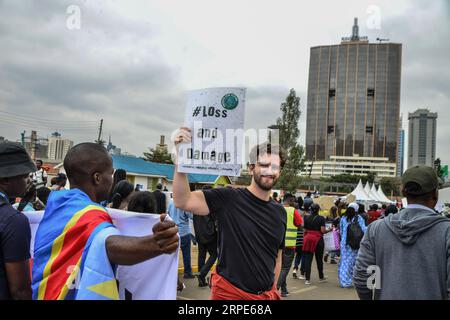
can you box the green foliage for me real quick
[380,177,402,197]
[328,173,376,184]
[143,147,173,164]
[274,89,304,192]
[366,172,376,183]
[276,88,301,151]
[434,158,444,179]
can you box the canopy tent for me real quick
[364,182,371,196]
[350,180,372,201]
[351,180,364,195]
[369,184,383,202]
[347,181,395,204]
[377,186,395,203]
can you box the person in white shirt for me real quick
[32,160,47,189]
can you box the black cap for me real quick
[401,165,439,195]
[0,142,37,178]
[283,193,294,200]
[310,203,321,212]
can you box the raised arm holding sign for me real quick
[172,95,288,299]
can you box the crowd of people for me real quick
[1,132,450,300]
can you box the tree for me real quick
[365,172,376,184]
[277,145,304,192]
[328,173,376,184]
[274,89,305,192]
[143,147,173,164]
[380,177,402,197]
[329,174,360,184]
[434,158,444,179]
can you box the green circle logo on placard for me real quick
[221,93,239,110]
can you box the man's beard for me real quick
[253,171,278,191]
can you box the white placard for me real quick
[178,87,246,177]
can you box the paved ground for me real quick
[177,259,358,300]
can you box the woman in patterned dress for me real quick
[338,203,367,288]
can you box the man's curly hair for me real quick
[248,143,286,168]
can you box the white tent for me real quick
[350,180,364,196]
[364,182,371,196]
[377,186,395,203]
[350,180,372,201]
[369,184,383,202]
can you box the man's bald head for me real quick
[64,143,113,202]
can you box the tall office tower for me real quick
[397,115,405,176]
[305,18,402,177]
[407,109,437,168]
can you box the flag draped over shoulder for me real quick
[26,190,179,300]
[31,189,119,300]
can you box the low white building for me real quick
[56,154,231,191]
[302,155,396,178]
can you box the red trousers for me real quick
[210,270,281,300]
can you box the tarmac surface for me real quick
[177,258,359,300]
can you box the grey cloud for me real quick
[370,0,450,165]
[0,0,185,155]
[1,0,448,165]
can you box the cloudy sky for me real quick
[0,0,449,166]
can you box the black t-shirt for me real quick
[203,188,286,294]
[0,201,31,300]
[304,214,326,231]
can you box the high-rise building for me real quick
[397,115,405,176]
[48,132,73,162]
[407,109,437,168]
[305,18,402,177]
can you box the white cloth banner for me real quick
[25,209,179,300]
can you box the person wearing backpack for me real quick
[338,202,367,288]
[193,186,219,287]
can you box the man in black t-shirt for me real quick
[173,128,286,300]
[0,142,37,300]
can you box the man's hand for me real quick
[173,127,192,145]
[172,126,210,215]
[152,214,179,254]
[171,127,192,165]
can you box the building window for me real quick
[366,126,373,133]
[327,125,335,134]
[329,89,336,97]
[367,88,375,97]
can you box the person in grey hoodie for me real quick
[353,165,450,300]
